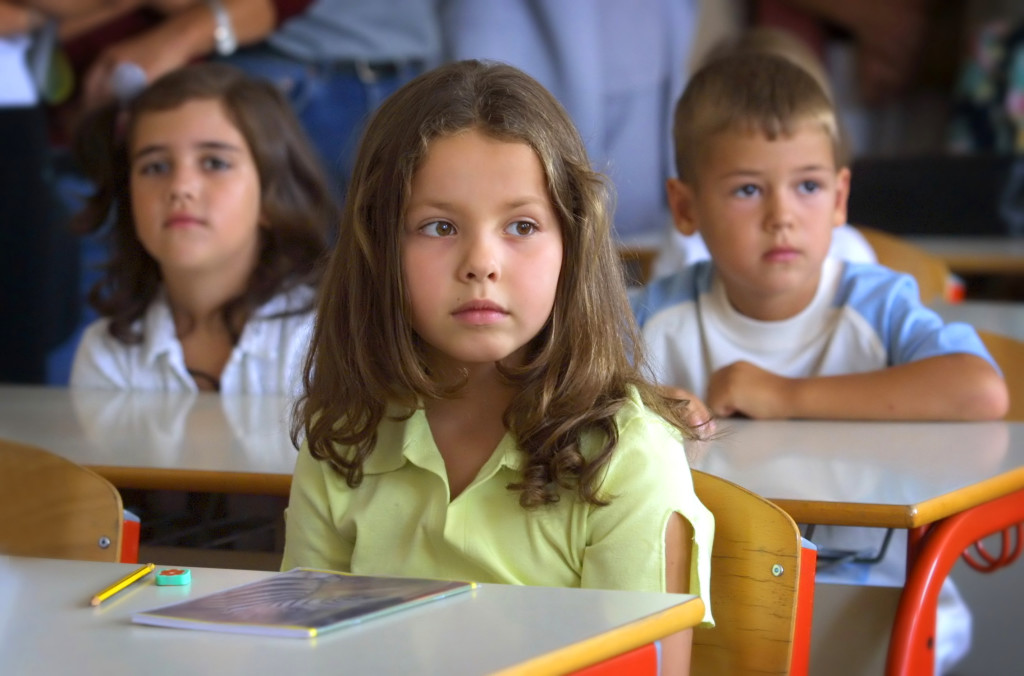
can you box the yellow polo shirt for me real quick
[282,388,713,625]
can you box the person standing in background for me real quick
[221,0,442,203]
[61,0,441,206]
[0,0,108,383]
[441,0,697,248]
[47,1,310,150]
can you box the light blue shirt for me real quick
[631,258,996,398]
[442,0,698,245]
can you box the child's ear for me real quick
[832,168,852,227]
[666,178,699,236]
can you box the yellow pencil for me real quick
[90,563,156,606]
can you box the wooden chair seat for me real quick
[0,438,124,562]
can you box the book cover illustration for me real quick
[132,567,476,638]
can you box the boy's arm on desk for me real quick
[705,354,1008,421]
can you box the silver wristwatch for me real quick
[206,0,237,56]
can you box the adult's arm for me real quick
[80,0,312,108]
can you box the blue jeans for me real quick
[221,46,425,202]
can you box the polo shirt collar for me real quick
[361,406,526,478]
[139,286,309,367]
[238,309,276,362]
[140,290,180,367]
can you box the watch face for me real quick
[214,25,237,56]
[208,0,237,56]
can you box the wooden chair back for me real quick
[977,330,1024,421]
[690,470,803,675]
[0,438,123,561]
[618,246,658,287]
[854,225,952,303]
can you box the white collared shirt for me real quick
[0,36,37,106]
[70,286,316,395]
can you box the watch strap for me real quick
[206,0,237,56]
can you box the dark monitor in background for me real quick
[847,154,1024,237]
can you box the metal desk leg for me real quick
[886,489,1024,675]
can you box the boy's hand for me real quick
[706,361,793,419]
[656,385,715,433]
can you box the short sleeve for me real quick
[280,442,355,572]
[875,275,995,369]
[580,406,714,626]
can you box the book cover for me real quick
[132,568,477,638]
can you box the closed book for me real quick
[132,567,476,638]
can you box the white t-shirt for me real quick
[631,257,993,398]
[71,286,316,395]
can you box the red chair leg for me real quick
[790,539,817,676]
[120,515,140,564]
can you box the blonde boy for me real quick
[631,52,1010,673]
[631,53,1007,421]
